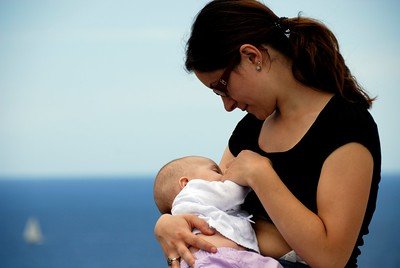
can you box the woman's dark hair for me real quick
[185,0,374,108]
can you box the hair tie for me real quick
[274,17,290,39]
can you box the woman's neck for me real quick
[275,84,334,122]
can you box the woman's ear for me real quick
[239,44,263,65]
[178,177,189,189]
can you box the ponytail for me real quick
[283,17,374,108]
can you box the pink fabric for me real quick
[180,247,283,268]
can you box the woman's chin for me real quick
[250,111,267,121]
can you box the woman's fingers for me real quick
[176,241,196,267]
[174,233,217,267]
[169,255,182,268]
[187,233,218,253]
[185,214,215,235]
[171,261,180,268]
[154,214,199,266]
[154,214,218,267]
[183,214,217,252]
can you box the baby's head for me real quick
[153,156,223,214]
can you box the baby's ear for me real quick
[178,177,189,189]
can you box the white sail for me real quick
[23,217,43,244]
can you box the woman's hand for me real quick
[221,150,272,186]
[154,214,217,267]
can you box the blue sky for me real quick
[0,1,399,178]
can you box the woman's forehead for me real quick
[195,70,224,88]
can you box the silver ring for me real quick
[167,256,181,266]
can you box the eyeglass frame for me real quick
[208,48,266,97]
[209,62,236,97]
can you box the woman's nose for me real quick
[222,96,237,112]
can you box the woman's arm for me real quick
[222,143,373,267]
[219,146,235,172]
[154,214,217,268]
[220,146,294,258]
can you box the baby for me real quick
[154,155,282,268]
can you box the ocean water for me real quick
[0,174,399,268]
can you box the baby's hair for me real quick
[153,156,196,214]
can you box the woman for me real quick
[155,0,381,267]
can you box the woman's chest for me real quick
[258,115,317,153]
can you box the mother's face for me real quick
[194,63,276,121]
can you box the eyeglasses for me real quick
[209,63,235,97]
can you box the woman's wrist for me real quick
[248,157,275,189]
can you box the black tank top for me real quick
[228,95,381,267]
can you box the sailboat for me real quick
[23,217,44,245]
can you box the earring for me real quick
[256,61,262,72]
